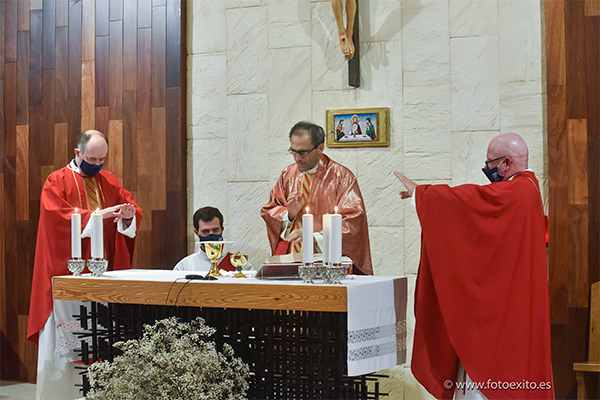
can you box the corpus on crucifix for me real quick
[332,0,356,60]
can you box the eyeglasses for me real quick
[289,146,317,158]
[484,156,506,169]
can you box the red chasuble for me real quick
[411,171,553,400]
[261,154,372,275]
[27,165,142,343]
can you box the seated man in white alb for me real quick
[173,206,251,271]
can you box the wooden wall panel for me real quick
[567,119,588,204]
[0,0,186,382]
[586,0,600,16]
[42,0,55,70]
[546,0,566,89]
[54,26,68,123]
[546,0,600,397]
[16,126,29,222]
[109,21,123,120]
[566,0,587,119]
[586,17,600,139]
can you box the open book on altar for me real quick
[255,253,353,279]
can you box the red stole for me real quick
[27,166,142,343]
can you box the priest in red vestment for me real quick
[28,130,142,343]
[261,121,372,275]
[27,130,142,399]
[394,133,553,400]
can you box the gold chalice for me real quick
[230,252,248,278]
[202,241,232,278]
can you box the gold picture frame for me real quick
[326,107,390,148]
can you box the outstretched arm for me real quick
[393,171,417,199]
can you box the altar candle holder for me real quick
[87,258,108,277]
[67,258,86,276]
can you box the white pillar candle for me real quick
[71,209,81,259]
[302,208,313,264]
[322,214,332,264]
[91,210,103,259]
[330,208,342,264]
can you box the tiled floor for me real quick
[0,380,36,400]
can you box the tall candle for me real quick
[322,214,332,265]
[91,209,103,259]
[330,207,342,264]
[302,208,314,264]
[71,209,81,259]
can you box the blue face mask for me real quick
[482,165,504,183]
[79,158,103,177]
[198,233,223,242]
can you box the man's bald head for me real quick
[76,130,109,154]
[488,133,528,165]
[484,133,529,181]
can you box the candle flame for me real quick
[75,208,78,213]
[95,208,100,214]
[306,207,309,214]
[335,206,338,213]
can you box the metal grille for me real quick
[73,303,389,399]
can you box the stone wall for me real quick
[186,1,545,398]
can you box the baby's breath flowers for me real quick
[85,316,249,400]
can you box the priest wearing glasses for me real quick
[261,121,372,275]
[394,133,553,400]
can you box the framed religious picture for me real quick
[326,107,390,148]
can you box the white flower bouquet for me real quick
[85,316,249,400]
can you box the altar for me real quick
[52,269,407,399]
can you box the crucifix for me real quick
[332,0,360,87]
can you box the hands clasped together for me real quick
[99,203,136,223]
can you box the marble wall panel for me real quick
[188,54,227,138]
[357,41,403,105]
[402,0,449,42]
[226,94,269,181]
[187,137,229,254]
[311,1,349,90]
[227,0,267,9]
[402,39,450,87]
[268,47,312,138]
[311,89,357,129]
[403,85,452,179]
[450,130,499,186]
[449,0,498,38]
[268,0,311,48]
[187,0,226,54]
[269,136,294,188]
[498,0,542,83]
[358,0,403,43]
[500,81,544,135]
[499,81,545,179]
[227,181,272,265]
[358,145,405,228]
[450,36,500,131]
[227,6,268,94]
[368,226,404,276]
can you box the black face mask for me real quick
[482,165,505,183]
[79,158,103,177]
[198,233,223,242]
